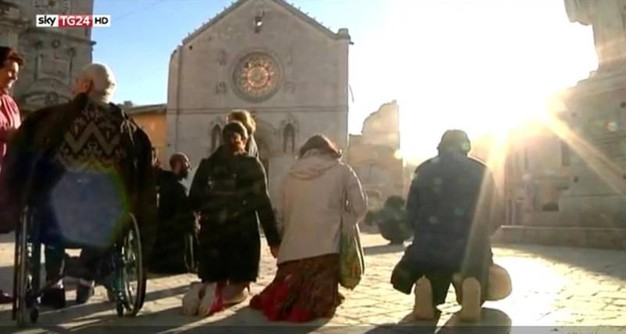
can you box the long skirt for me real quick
[250,253,344,322]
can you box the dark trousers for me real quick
[44,245,108,283]
[391,256,490,306]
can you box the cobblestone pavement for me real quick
[0,232,625,333]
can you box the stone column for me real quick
[0,1,27,48]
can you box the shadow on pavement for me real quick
[363,243,406,256]
[437,308,511,334]
[25,305,331,333]
[362,312,440,334]
[496,243,626,281]
[0,282,189,328]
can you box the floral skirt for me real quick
[250,253,344,322]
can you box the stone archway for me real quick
[251,118,276,174]
[254,137,270,175]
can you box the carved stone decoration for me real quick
[283,124,296,154]
[51,39,61,49]
[0,1,18,17]
[215,81,227,94]
[284,81,295,94]
[218,50,227,66]
[45,91,59,106]
[17,77,71,111]
[564,0,626,73]
[232,51,282,102]
[280,115,299,155]
[209,118,226,153]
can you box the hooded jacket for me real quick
[276,149,367,264]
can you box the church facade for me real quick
[0,0,94,114]
[167,0,351,200]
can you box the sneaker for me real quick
[41,286,66,309]
[459,277,482,322]
[76,280,95,305]
[412,276,436,320]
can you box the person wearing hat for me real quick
[187,121,281,317]
[149,152,197,274]
[0,46,24,303]
[390,129,503,322]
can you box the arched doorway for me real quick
[256,138,270,177]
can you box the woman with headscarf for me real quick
[250,134,367,322]
[188,121,281,317]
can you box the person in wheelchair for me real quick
[0,63,157,309]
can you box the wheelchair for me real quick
[11,204,147,326]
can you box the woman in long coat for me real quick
[188,121,281,317]
[250,134,367,322]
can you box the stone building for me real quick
[125,102,168,165]
[167,0,351,200]
[501,120,572,227]
[0,0,94,114]
[346,100,404,208]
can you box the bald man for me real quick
[149,152,198,274]
[0,63,157,308]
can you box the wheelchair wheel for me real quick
[118,214,146,316]
[13,209,40,326]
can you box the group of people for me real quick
[150,109,369,321]
[0,44,504,324]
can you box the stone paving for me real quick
[0,232,624,333]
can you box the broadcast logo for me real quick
[35,14,111,28]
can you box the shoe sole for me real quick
[413,277,435,320]
[224,290,248,306]
[182,284,204,316]
[459,278,481,322]
[197,284,218,317]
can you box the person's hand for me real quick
[270,246,279,258]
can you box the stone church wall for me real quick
[167,0,351,201]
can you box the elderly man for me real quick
[390,130,503,322]
[0,46,24,303]
[0,63,157,308]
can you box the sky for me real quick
[92,0,597,161]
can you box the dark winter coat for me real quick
[188,146,280,282]
[0,94,157,256]
[404,151,503,272]
[150,170,196,273]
